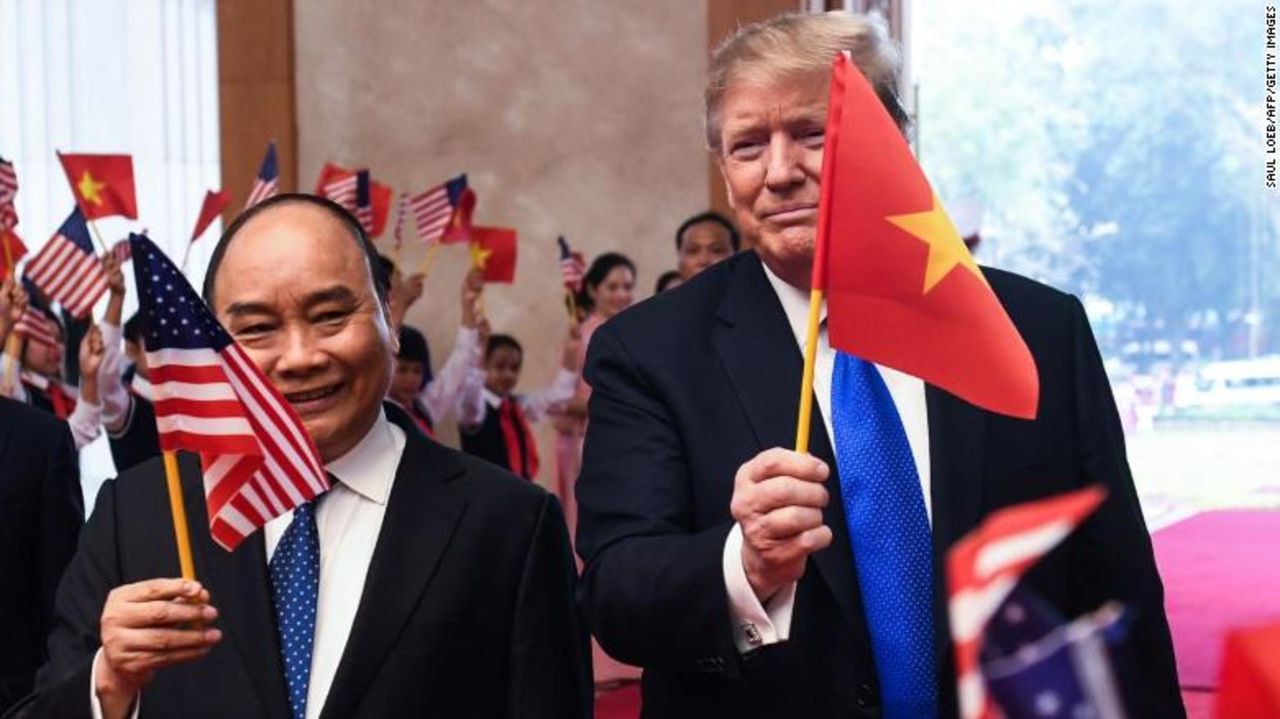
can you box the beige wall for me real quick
[294,1,710,480]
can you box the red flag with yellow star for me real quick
[813,53,1038,419]
[469,226,517,283]
[57,153,138,220]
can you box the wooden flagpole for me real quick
[793,288,824,454]
[163,450,198,581]
[416,242,441,277]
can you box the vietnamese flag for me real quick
[440,184,476,245]
[57,153,138,220]
[313,162,393,237]
[1,230,27,281]
[813,53,1038,419]
[191,189,231,242]
[469,226,517,283]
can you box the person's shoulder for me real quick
[405,433,549,511]
[0,395,68,441]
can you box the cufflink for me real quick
[742,622,763,647]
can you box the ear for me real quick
[717,158,737,211]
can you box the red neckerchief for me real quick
[498,396,539,480]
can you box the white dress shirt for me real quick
[91,410,406,719]
[469,368,578,427]
[722,263,932,653]
[99,321,131,434]
[419,326,485,425]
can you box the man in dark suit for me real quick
[0,277,85,714]
[575,11,1181,719]
[10,195,591,718]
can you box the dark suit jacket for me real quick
[105,390,160,474]
[11,414,592,718]
[576,251,1182,718]
[0,398,83,715]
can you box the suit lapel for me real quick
[319,433,468,719]
[177,452,290,718]
[710,253,868,636]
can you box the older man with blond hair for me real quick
[576,11,1181,718]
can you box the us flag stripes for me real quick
[25,208,107,318]
[13,304,59,348]
[946,486,1107,719]
[0,157,17,206]
[244,141,280,209]
[409,174,469,245]
[130,233,329,550]
[354,170,374,234]
[322,173,358,212]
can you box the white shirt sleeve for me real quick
[67,395,103,451]
[99,322,130,433]
[454,368,486,429]
[90,648,140,719]
[722,523,796,654]
[419,326,481,423]
[518,368,578,423]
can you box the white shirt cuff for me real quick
[722,523,796,653]
[90,648,140,719]
[68,398,103,451]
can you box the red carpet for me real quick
[1151,510,1280,689]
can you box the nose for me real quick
[274,325,329,379]
[762,133,805,193]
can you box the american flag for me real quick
[129,232,329,550]
[946,486,1107,719]
[353,170,374,234]
[13,304,59,348]
[111,237,132,264]
[391,192,408,252]
[25,208,107,319]
[244,141,279,209]
[408,174,468,245]
[557,236,586,291]
[0,157,16,207]
[322,172,358,212]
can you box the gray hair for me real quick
[705,11,904,151]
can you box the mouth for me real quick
[282,383,343,415]
[762,204,818,224]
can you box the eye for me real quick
[235,322,275,339]
[798,128,825,147]
[728,140,765,160]
[314,309,351,325]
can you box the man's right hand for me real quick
[729,448,833,603]
[95,579,222,718]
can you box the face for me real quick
[125,339,151,380]
[716,74,827,289]
[22,336,63,377]
[588,266,635,319]
[677,221,735,280]
[389,358,424,406]
[213,203,395,462]
[484,345,522,397]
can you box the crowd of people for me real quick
[0,10,1183,719]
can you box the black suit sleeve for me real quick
[506,494,593,719]
[576,324,740,674]
[10,481,121,719]
[1065,296,1183,717]
[39,424,84,645]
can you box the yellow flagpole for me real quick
[793,288,825,454]
[565,288,578,323]
[85,218,110,256]
[162,450,198,580]
[416,242,441,277]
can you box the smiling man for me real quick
[575,11,1180,719]
[12,195,591,719]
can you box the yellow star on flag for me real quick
[470,241,491,270]
[886,194,988,294]
[77,170,107,207]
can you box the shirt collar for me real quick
[760,261,827,349]
[482,386,504,409]
[324,408,404,505]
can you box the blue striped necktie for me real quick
[830,351,937,717]
[269,498,322,719]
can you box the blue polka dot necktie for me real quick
[830,351,937,717]
[269,498,322,719]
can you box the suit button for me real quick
[855,683,876,709]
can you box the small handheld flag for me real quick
[57,153,138,220]
[409,174,473,245]
[315,162,392,236]
[130,233,329,551]
[245,141,280,209]
[470,226,517,284]
[192,189,231,242]
[25,208,108,319]
[557,236,586,292]
[0,157,17,207]
[354,170,374,235]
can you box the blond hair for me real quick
[705,11,902,151]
